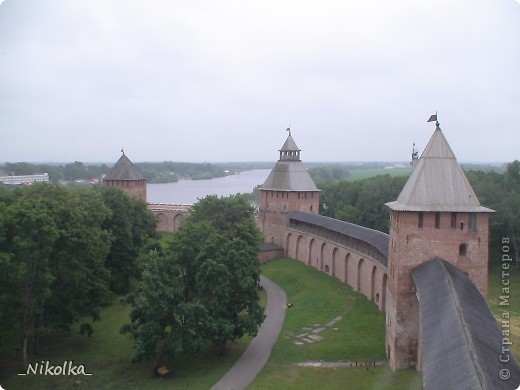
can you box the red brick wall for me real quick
[257,189,319,247]
[103,179,147,202]
[285,230,389,312]
[386,210,490,370]
[259,248,285,263]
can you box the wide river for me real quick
[147,169,272,204]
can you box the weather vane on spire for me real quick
[286,125,291,136]
[121,147,125,155]
[427,111,440,128]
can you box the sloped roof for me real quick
[261,133,318,192]
[261,161,319,191]
[280,134,301,152]
[288,211,389,258]
[104,153,145,181]
[412,259,520,390]
[386,126,493,212]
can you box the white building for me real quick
[0,173,50,185]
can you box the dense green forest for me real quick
[316,160,520,268]
[0,161,234,183]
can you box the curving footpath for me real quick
[211,275,287,390]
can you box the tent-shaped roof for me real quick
[412,259,520,390]
[280,133,301,153]
[261,133,319,192]
[261,161,319,191]
[386,125,493,212]
[104,153,145,181]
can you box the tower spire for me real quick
[411,142,419,169]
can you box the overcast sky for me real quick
[1,0,519,163]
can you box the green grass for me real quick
[251,258,422,390]
[250,365,422,390]
[262,258,385,363]
[159,231,176,247]
[0,295,252,390]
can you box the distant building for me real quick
[103,151,190,232]
[102,151,147,202]
[0,173,49,185]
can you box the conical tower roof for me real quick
[261,132,319,191]
[386,125,493,212]
[104,152,145,181]
[280,133,301,153]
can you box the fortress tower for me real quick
[384,122,494,370]
[257,130,320,247]
[103,151,147,202]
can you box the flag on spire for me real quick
[427,114,437,123]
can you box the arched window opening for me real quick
[459,243,468,257]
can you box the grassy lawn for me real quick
[346,168,411,181]
[262,258,385,362]
[250,258,422,390]
[250,365,422,390]
[159,231,176,247]
[0,295,253,390]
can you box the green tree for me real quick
[121,249,207,365]
[0,197,58,368]
[319,175,407,233]
[99,187,158,292]
[467,161,520,268]
[122,195,264,366]
[0,184,113,368]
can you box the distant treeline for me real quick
[0,161,110,182]
[135,161,231,182]
[0,161,234,183]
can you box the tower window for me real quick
[469,214,477,231]
[451,212,457,229]
[435,212,440,229]
[459,243,468,257]
[418,212,424,228]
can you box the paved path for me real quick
[211,275,287,390]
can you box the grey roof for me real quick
[288,211,389,258]
[103,153,145,181]
[261,133,319,191]
[386,126,494,212]
[261,160,319,191]
[280,134,300,152]
[412,259,520,390]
